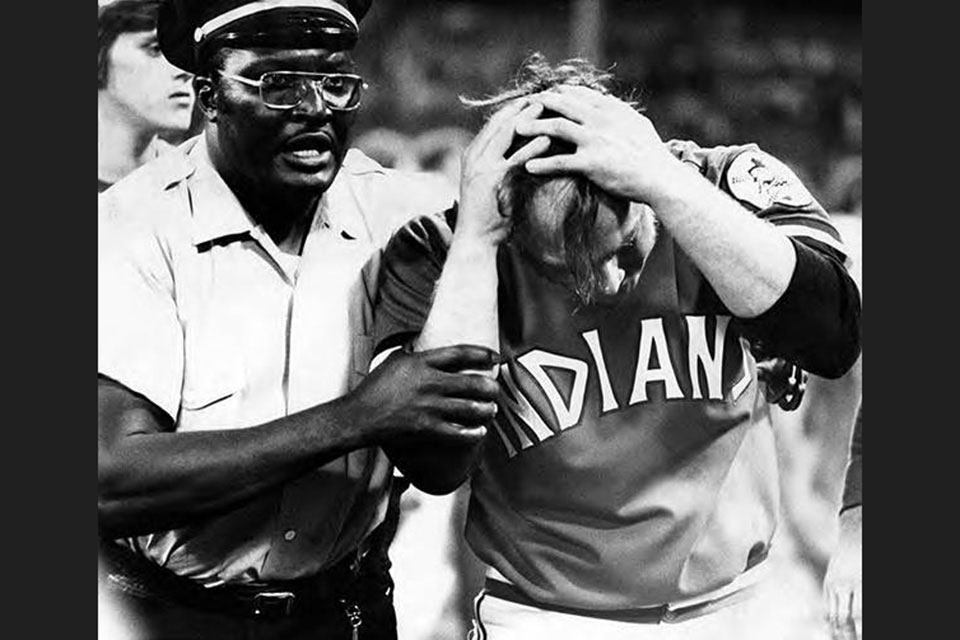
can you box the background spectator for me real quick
[98,0,195,192]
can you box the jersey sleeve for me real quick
[841,406,863,512]
[371,207,457,357]
[98,213,184,421]
[715,145,862,379]
[720,145,850,265]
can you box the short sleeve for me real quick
[713,146,862,378]
[721,146,849,266]
[371,208,457,356]
[98,217,184,420]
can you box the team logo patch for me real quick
[725,150,814,210]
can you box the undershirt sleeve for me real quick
[733,236,862,379]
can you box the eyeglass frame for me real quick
[217,70,368,112]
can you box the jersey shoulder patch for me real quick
[724,149,814,210]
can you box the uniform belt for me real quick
[484,578,758,624]
[482,549,768,625]
[100,539,362,620]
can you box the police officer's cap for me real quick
[158,0,373,73]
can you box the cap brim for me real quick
[157,0,196,73]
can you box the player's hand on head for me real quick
[349,344,501,445]
[457,99,551,245]
[518,85,682,204]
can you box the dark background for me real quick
[173,0,863,214]
[346,0,863,213]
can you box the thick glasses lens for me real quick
[259,73,362,110]
[320,75,361,109]
[259,73,306,108]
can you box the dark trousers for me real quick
[102,481,408,640]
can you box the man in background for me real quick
[98,0,195,192]
[768,210,862,640]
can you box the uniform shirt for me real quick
[98,136,454,587]
[372,141,861,609]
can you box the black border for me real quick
[16,0,927,637]
[14,0,94,637]
[860,0,932,634]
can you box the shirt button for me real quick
[283,529,297,541]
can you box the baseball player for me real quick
[369,55,862,639]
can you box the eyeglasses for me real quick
[219,71,367,111]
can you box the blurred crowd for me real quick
[98,1,861,639]
[347,0,863,218]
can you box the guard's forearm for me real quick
[98,397,367,538]
[648,163,796,318]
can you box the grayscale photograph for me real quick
[98,1,863,638]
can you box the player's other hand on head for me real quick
[457,99,551,246]
[348,344,501,445]
[824,508,862,640]
[518,85,681,205]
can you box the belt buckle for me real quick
[252,591,296,618]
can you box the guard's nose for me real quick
[296,82,332,118]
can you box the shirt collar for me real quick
[185,140,377,248]
[187,137,259,247]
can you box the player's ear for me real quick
[194,76,218,122]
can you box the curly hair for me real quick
[462,53,643,306]
[98,0,162,90]
[460,52,637,111]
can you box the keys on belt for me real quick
[340,599,363,640]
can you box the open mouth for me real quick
[281,134,334,169]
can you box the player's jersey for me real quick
[373,141,851,609]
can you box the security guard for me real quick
[97,1,501,638]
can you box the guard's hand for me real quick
[457,99,551,245]
[348,344,501,445]
[517,85,683,204]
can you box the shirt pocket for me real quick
[179,324,246,431]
